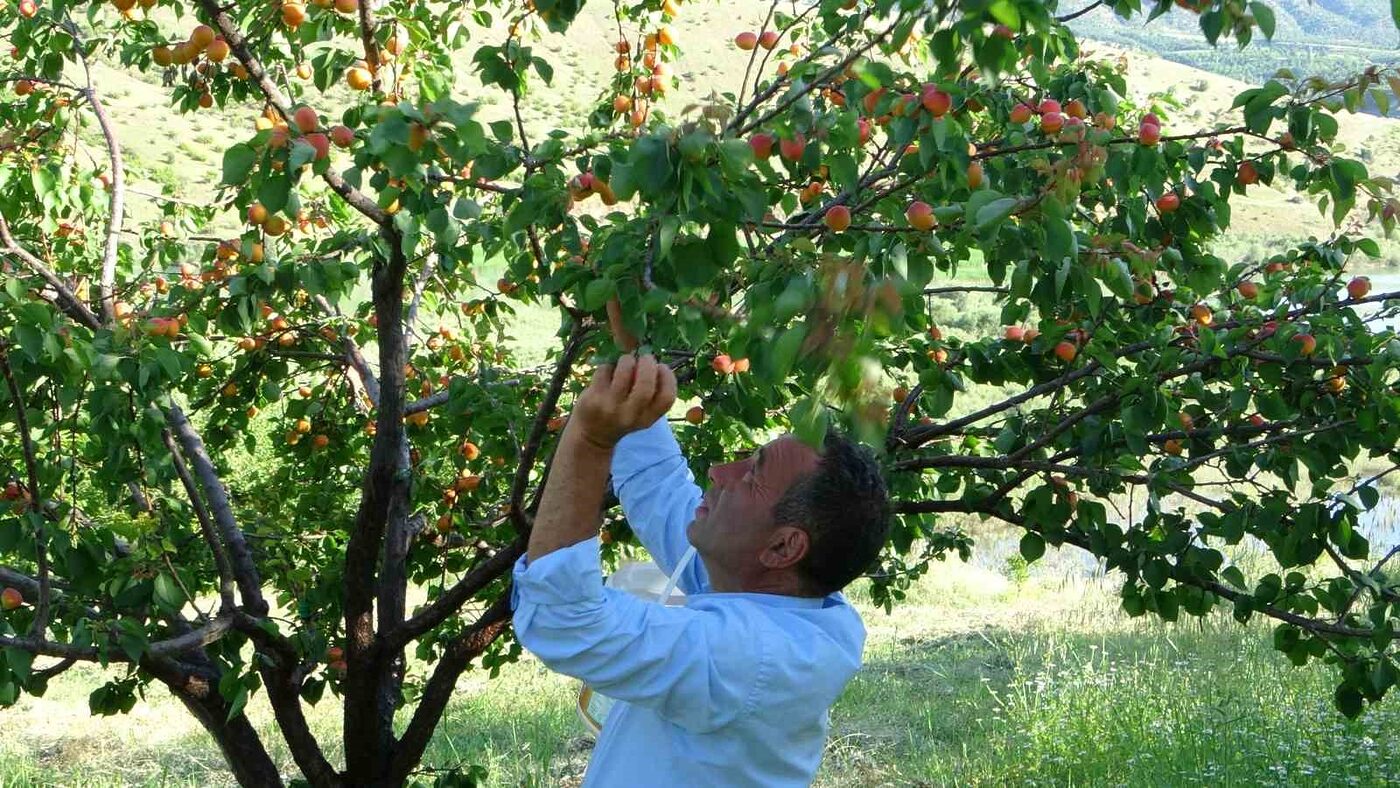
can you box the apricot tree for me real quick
[3,0,1400,783]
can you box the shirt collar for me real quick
[689,591,829,609]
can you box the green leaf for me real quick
[974,196,1018,230]
[1250,2,1276,39]
[1044,215,1076,263]
[153,573,185,612]
[789,394,829,449]
[288,140,318,171]
[670,237,718,289]
[1019,532,1046,562]
[583,278,615,311]
[221,144,257,185]
[226,682,249,722]
[531,56,554,85]
[988,0,1020,29]
[5,648,33,682]
[454,198,482,220]
[1335,683,1364,718]
[1360,484,1380,510]
[257,172,291,215]
[828,152,859,193]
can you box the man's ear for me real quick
[759,525,809,570]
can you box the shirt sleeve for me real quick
[609,415,710,594]
[511,538,763,734]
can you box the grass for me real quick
[4,546,1399,787]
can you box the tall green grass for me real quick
[4,556,1398,787]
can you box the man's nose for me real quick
[708,461,740,487]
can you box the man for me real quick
[511,352,890,787]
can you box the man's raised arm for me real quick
[610,416,709,593]
[603,299,709,593]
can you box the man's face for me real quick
[687,434,822,574]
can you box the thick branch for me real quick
[0,216,102,330]
[161,429,237,612]
[0,614,236,661]
[384,538,524,652]
[342,223,410,776]
[388,594,513,782]
[231,613,341,787]
[167,405,267,615]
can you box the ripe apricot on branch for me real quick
[967,161,984,189]
[824,205,851,232]
[281,2,306,28]
[1053,341,1077,362]
[1236,161,1259,186]
[1347,276,1370,300]
[346,65,373,91]
[778,133,806,161]
[906,201,936,231]
[293,105,319,133]
[749,132,773,160]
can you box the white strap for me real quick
[659,546,696,605]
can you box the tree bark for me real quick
[342,225,409,781]
[144,658,284,787]
[389,594,514,782]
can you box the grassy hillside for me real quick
[1069,0,1399,100]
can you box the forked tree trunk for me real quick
[157,668,285,786]
[168,680,282,783]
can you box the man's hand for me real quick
[571,353,676,450]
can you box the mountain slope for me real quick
[1069,0,1399,91]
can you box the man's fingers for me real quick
[592,364,614,391]
[610,354,637,399]
[626,355,658,410]
[652,363,678,414]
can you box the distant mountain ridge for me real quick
[1068,0,1398,92]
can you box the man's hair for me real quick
[773,430,891,596]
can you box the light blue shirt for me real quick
[511,416,866,787]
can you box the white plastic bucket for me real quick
[577,547,695,734]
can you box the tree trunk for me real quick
[153,663,284,787]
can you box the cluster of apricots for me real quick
[612,27,679,129]
[149,24,242,105]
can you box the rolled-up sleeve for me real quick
[610,416,709,594]
[511,538,761,733]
